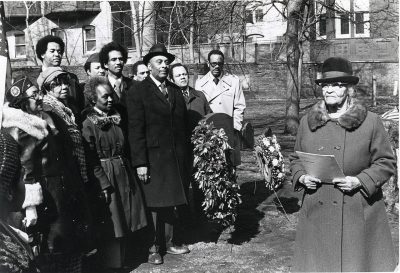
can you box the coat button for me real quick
[219,102,222,104]
[332,201,338,205]
[318,201,323,205]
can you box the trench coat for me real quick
[126,76,188,208]
[82,108,147,238]
[195,72,245,165]
[290,100,397,272]
[184,87,212,134]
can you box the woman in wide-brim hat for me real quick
[290,57,397,271]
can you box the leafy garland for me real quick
[191,121,242,227]
[254,134,286,190]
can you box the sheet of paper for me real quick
[296,151,345,183]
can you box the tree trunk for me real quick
[24,1,38,66]
[141,0,155,51]
[167,1,177,51]
[130,1,142,60]
[284,0,307,135]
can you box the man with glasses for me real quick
[195,49,246,167]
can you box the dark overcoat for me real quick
[290,100,397,272]
[185,87,212,134]
[126,76,188,207]
[82,108,147,238]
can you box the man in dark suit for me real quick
[169,63,212,219]
[126,44,190,265]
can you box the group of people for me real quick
[0,33,397,273]
[0,35,246,273]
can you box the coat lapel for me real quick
[146,77,170,105]
[200,72,231,102]
[166,80,175,109]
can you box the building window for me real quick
[339,13,350,35]
[51,28,65,42]
[334,0,369,38]
[245,10,253,24]
[83,25,96,53]
[255,9,263,22]
[14,33,26,58]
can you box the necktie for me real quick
[114,81,121,98]
[213,77,219,85]
[182,89,189,98]
[160,82,168,100]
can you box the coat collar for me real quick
[2,103,48,140]
[198,72,232,101]
[308,99,368,131]
[145,77,176,107]
[86,107,121,130]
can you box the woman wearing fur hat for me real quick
[81,76,147,269]
[3,76,92,273]
[290,57,396,271]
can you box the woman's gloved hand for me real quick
[24,206,38,227]
[333,176,361,193]
[299,174,321,190]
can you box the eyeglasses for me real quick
[320,82,349,88]
[27,91,44,100]
[209,62,224,67]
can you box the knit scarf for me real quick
[42,95,88,183]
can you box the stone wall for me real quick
[12,61,398,100]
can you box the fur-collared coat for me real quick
[290,99,397,272]
[2,105,92,255]
[82,108,147,238]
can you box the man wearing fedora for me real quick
[126,44,190,265]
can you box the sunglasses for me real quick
[209,62,224,67]
[320,82,349,88]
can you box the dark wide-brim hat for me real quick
[315,57,359,85]
[143,44,175,65]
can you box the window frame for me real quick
[83,25,96,54]
[14,32,26,59]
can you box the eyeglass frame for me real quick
[209,62,224,67]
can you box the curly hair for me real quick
[84,76,113,105]
[207,49,224,62]
[35,35,65,61]
[99,42,128,69]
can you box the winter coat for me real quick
[290,99,397,272]
[82,108,147,238]
[126,76,189,207]
[184,87,212,134]
[2,106,92,255]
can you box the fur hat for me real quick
[315,57,359,85]
[6,76,37,108]
[143,44,175,65]
[0,131,20,203]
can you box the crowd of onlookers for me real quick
[0,34,246,273]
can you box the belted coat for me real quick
[290,99,397,272]
[126,76,188,207]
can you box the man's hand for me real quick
[299,174,321,190]
[333,176,361,193]
[137,166,149,184]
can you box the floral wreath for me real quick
[191,121,242,227]
[254,132,286,190]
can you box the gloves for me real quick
[24,206,38,227]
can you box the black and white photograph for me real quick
[0,1,398,272]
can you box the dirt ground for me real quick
[89,98,399,273]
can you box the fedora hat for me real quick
[315,57,359,85]
[143,44,175,65]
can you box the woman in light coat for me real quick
[290,57,396,272]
